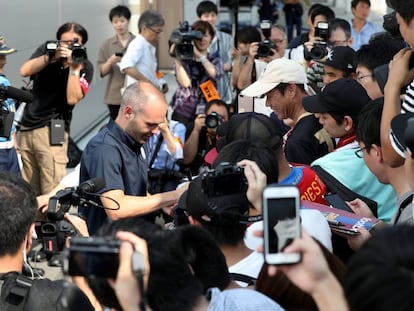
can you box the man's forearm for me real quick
[123,67,151,83]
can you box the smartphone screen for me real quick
[263,186,301,265]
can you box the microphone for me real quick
[0,85,34,103]
[78,177,106,193]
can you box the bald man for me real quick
[80,81,187,234]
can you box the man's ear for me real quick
[123,104,135,119]
[344,115,354,131]
[26,223,35,253]
[188,215,202,226]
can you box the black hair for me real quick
[237,26,262,44]
[0,172,37,257]
[308,3,323,17]
[56,22,88,44]
[214,139,279,184]
[356,38,405,74]
[109,5,131,21]
[196,0,218,17]
[345,225,414,311]
[138,9,164,33]
[276,82,306,96]
[310,5,335,24]
[205,99,229,114]
[356,98,383,152]
[351,0,371,9]
[329,18,352,40]
[192,20,215,39]
[387,0,414,29]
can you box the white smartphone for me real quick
[262,185,301,265]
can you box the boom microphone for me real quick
[79,177,106,193]
[0,85,34,103]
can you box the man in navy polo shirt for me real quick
[80,81,187,234]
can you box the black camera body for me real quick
[202,162,247,198]
[205,112,222,129]
[46,38,87,64]
[169,21,203,60]
[310,21,330,60]
[257,20,275,58]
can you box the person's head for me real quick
[345,224,414,311]
[328,18,353,47]
[191,20,215,53]
[356,38,404,99]
[319,46,357,85]
[355,98,391,183]
[303,78,370,139]
[237,26,261,55]
[241,59,308,120]
[138,10,164,45]
[270,25,288,58]
[351,0,371,21]
[118,81,167,144]
[306,3,323,28]
[388,0,414,47]
[310,5,335,33]
[0,35,17,70]
[56,22,88,45]
[109,5,131,35]
[0,172,37,260]
[88,217,205,311]
[205,99,229,136]
[196,0,219,27]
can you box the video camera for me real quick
[382,11,414,69]
[257,20,276,58]
[36,178,105,256]
[46,38,87,64]
[310,21,330,60]
[205,112,222,129]
[169,21,203,60]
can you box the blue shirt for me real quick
[146,120,186,171]
[79,120,148,234]
[349,19,382,51]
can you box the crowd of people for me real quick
[2,0,414,310]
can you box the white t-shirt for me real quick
[228,251,264,287]
[244,209,333,252]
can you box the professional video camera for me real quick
[202,162,247,197]
[168,21,203,60]
[382,11,414,69]
[257,20,276,58]
[36,177,105,257]
[205,112,222,129]
[46,38,88,64]
[0,85,34,138]
[310,21,330,60]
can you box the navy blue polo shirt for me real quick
[79,120,148,234]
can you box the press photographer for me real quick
[170,20,224,132]
[256,20,276,58]
[168,20,203,60]
[19,22,94,197]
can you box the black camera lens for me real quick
[310,43,328,60]
[41,222,58,235]
[205,113,221,129]
[256,40,275,58]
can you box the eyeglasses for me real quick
[354,146,369,158]
[330,39,347,47]
[148,27,163,35]
[272,38,286,44]
[357,74,372,82]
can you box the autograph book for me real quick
[301,200,380,236]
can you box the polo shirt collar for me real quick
[109,120,143,153]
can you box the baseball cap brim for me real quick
[302,95,329,113]
[390,113,414,158]
[241,81,279,98]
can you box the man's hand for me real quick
[346,198,375,219]
[193,114,206,132]
[388,48,414,89]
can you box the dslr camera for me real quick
[46,38,87,64]
[257,20,276,58]
[202,162,247,197]
[169,21,203,60]
[310,21,330,60]
[205,112,222,129]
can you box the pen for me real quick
[327,219,344,226]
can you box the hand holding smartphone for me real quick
[262,185,301,265]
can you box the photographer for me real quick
[19,22,93,197]
[0,172,94,310]
[182,99,229,176]
[170,20,224,131]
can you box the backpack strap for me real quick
[0,273,33,311]
[229,272,256,287]
[311,165,378,216]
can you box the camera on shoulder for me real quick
[168,21,203,60]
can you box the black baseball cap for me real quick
[318,46,356,72]
[303,78,370,116]
[390,112,414,158]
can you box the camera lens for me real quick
[205,113,220,129]
[310,44,328,60]
[41,222,58,235]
